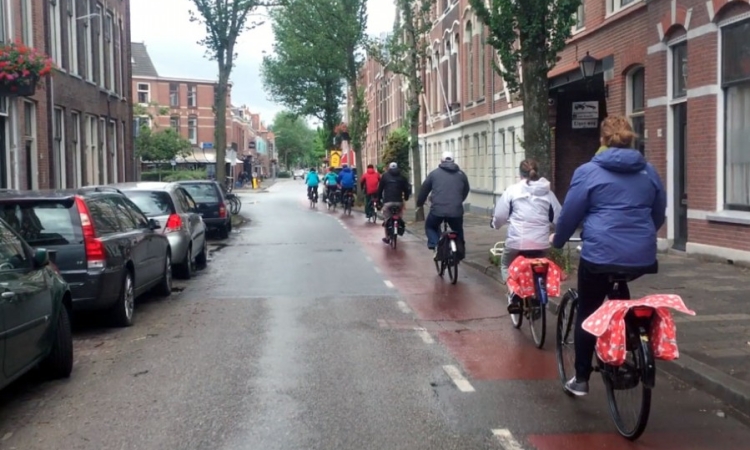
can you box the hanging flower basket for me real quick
[334,122,350,142]
[0,41,54,97]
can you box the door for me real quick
[0,222,53,378]
[120,197,165,287]
[673,103,688,251]
[108,196,155,289]
[176,188,204,244]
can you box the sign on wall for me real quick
[329,150,342,168]
[572,101,599,129]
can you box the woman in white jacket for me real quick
[492,159,562,313]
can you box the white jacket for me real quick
[492,177,562,251]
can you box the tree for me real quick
[469,0,580,175]
[381,127,410,176]
[189,0,271,186]
[367,0,434,221]
[135,127,193,162]
[261,0,345,151]
[271,111,316,168]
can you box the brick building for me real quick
[358,0,750,262]
[361,56,406,167]
[0,0,132,190]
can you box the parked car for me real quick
[293,169,305,180]
[113,182,208,279]
[0,216,73,391]
[0,187,172,327]
[177,181,232,239]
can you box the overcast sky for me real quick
[131,0,395,126]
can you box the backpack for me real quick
[436,232,465,262]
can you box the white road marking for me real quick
[442,365,475,392]
[492,429,524,450]
[384,280,395,288]
[365,256,372,262]
[414,327,434,344]
[396,300,411,313]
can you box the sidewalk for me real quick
[363,200,750,415]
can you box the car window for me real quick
[0,202,78,246]
[182,183,219,203]
[0,220,30,271]
[172,189,191,213]
[86,198,122,236]
[180,189,197,210]
[120,197,150,229]
[124,190,174,216]
[109,197,139,231]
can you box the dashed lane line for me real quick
[384,280,395,289]
[491,429,525,450]
[396,300,411,314]
[414,327,434,344]
[442,365,475,392]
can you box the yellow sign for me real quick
[329,150,342,168]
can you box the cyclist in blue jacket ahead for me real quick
[337,164,356,201]
[305,168,320,200]
[550,115,666,397]
[323,167,339,202]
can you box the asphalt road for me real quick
[0,179,749,450]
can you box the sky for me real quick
[130,0,395,127]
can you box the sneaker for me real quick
[507,293,522,315]
[564,377,589,396]
[382,237,390,244]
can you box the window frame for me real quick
[137,83,150,104]
[465,21,473,101]
[607,0,640,17]
[67,0,79,74]
[53,107,66,188]
[187,84,197,107]
[187,116,198,144]
[49,0,62,64]
[169,83,180,107]
[626,66,646,154]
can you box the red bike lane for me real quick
[331,209,750,449]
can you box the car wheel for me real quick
[40,304,73,379]
[110,270,135,327]
[156,252,172,296]
[176,246,193,279]
[195,238,208,268]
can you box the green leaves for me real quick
[136,127,193,162]
[382,127,411,176]
[271,111,317,167]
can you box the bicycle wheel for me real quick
[556,290,578,392]
[602,330,653,440]
[529,297,546,349]
[446,258,458,284]
[390,233,397,249]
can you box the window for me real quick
[722,21,750,209]
[465,22,473,101]
[53,108,66,188]
[187,84,197,107]
[672,42,687,98]
[0,0,6,43]
[573,3,585,31]
[87,198,121,235]
[49,0,62,63]
[137,83,150,104]
[170,116,180,130]
[0,223,29,271]
[86,115,98,185]
[106,13,114,90]
[72,112,82,187]
[608,0,638,15]
[99,117,106,184]
[2,203,80,247]
[96,4,104,86]
[628,67,645,154]
[188,116,197,144]
[450,34,459,105]
[170,83,180,107]
[108,120,117,182]
[84,0,93,80]
[22,0,33,45]
[117,20,124,94]
[479,25,485,98]
[24,102,37,190]
[67,0,78,74]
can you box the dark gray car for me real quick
[177,181,232,239]
[0,187,172,327]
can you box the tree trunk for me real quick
[519,47,552,178]
[215,66,230,185]
[408,91,423,221]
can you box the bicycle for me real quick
[225,192,241,215]
[434,221,460,284]
[326,188,339,211]
[365,196,377,223]
[224,177,234,193]
[342,190,354,215]
[308,188,318,208]
[556,237,659,440]
[383,204,404,249]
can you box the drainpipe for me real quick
[489,57,497,212]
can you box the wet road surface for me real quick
[0,179,748,449]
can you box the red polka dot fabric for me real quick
[506,257,563,299]
[581,294,696,366]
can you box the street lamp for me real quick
[579,52,598,79]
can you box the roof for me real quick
[111,182,171,191]
[131,42,159,78]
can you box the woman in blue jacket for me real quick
[551,115,666,397]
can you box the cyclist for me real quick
[416,151,470,256]
[337,164,356,203]
[491,159,561,314]
[322,167,339,203]
[551,115,666,397]
[360,164,381,219]
[305,167,320,201]
[377,162,411,244]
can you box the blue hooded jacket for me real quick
[337,167,355,188]
[552,148,666,268]
[305,170,320,187]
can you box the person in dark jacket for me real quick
[551,115,666,397]
[416,151,470,252]
[377,162,411,243]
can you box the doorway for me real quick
[673,102,688,250]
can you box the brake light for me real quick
[632,306,654,318]
[219,202,227,218]
[164,214,182,233]
[75,196,105,269]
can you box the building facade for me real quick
[0,0,132,190]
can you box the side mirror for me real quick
[148,218,161,230]
[33,248,50,267]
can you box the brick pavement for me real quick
[361,199,750,414]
